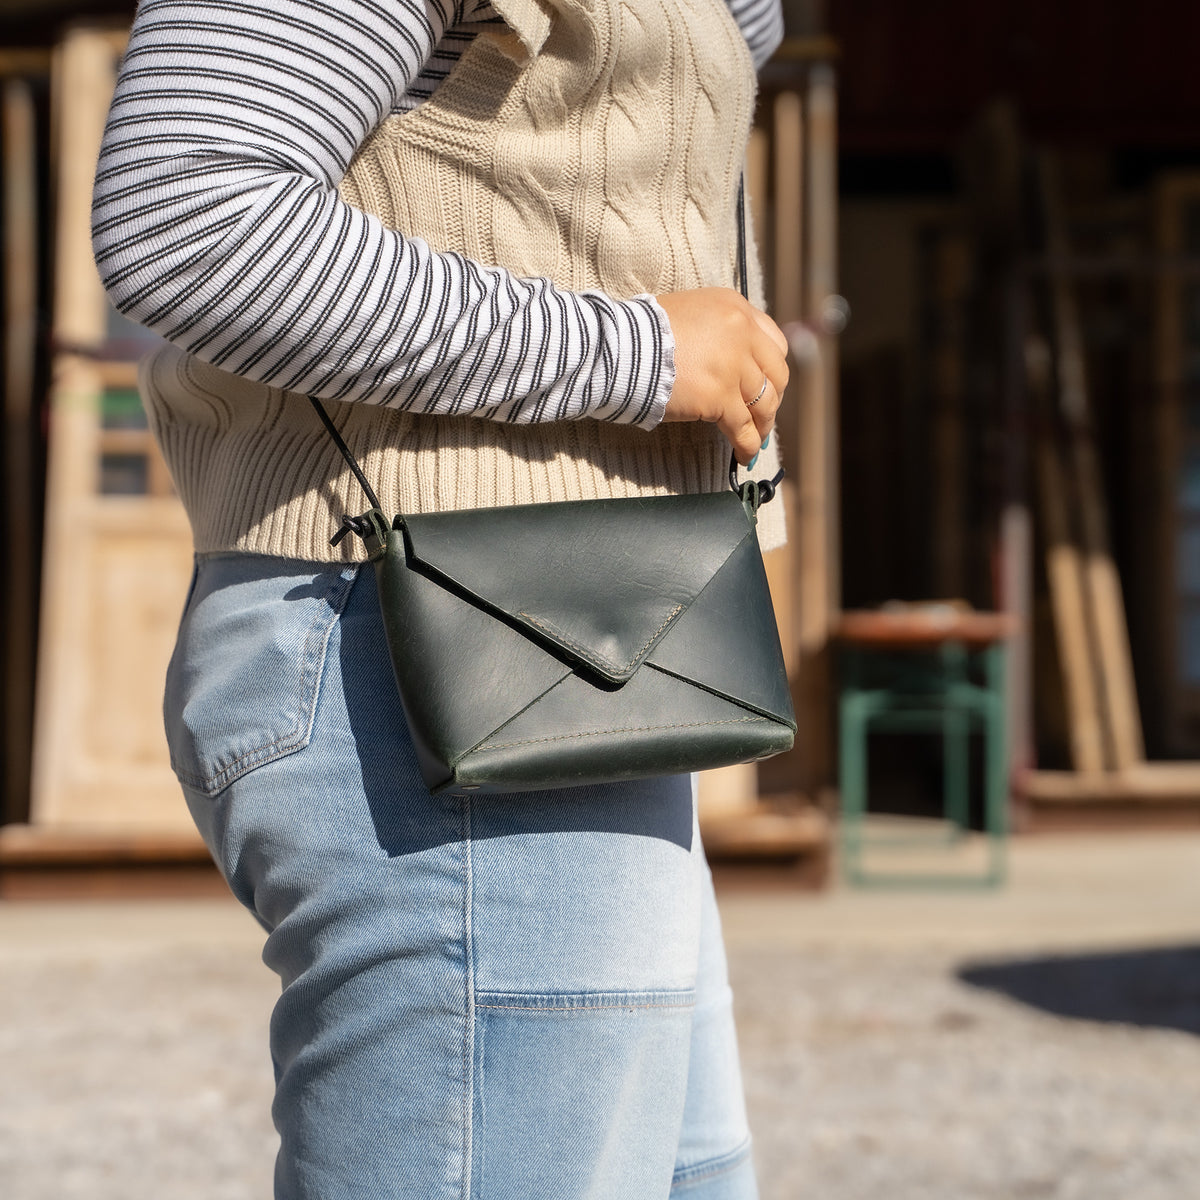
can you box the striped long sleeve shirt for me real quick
[92,0,785,428]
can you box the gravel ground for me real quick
[735,944,1200,1200]
[3,832,1200,1199]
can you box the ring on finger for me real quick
[746,375,769,408]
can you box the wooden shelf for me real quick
[704,802,833,890]
[1021,763,1200,803]
[701,803,830,856]
[1018,764,1200,831]
[0,824,223,900]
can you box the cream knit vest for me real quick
[140,0,785,560]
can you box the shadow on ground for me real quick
[959,944,1200,1034]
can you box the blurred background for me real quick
[2,1,1200,1197]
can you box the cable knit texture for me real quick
[141,0,785,560]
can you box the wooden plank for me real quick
[98,429,158,456]
[0,821,220,900]
[794,62,839,797]
[0,867,226,902]
[32,28,115,827]
[958,102,1031,797]
[806,63,840,621]
[697,764,760,819]
[0,823,207,862]
[746,124,770,300]
[764,481,800,677]
[700,805,830,857]
[97,360,140,389]
[772,88,804,327]
[1026,335,1107,773]
[770,87,807,806]
[0,50,53,77]
[772,37,841,64]
[1023,763,1200,803]
[3,78,39,823]
[1038,152,1145,769]
[1001,277,1035,795]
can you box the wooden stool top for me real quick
[834,606,1019,649]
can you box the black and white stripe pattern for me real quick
[726,0,786,69]
[92,0,784,428]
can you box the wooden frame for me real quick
[3,73,40,823]
[699,42,840,854]
[28,25,197,837]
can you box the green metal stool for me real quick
[835,609,1016,888]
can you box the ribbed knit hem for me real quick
[141,345,786,563]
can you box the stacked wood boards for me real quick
[1023,153,1200,806]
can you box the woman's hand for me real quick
[655,288,789,464]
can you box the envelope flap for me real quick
[400,492,755,683]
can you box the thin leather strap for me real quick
[726,179,747,489]
[307,393,381,510]
[736,177,749,300]
[307,393,389,544]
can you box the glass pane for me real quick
[1184,287,1200,364]
[1182,448,1200,512]
[1180,526,1200,595]
[100,453,148,495]
[1183,607,1200,685]
[1186,390,1200,433]
[101,388,148,430]
[1185,201,1200,254]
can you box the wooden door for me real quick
[30,27,196,835]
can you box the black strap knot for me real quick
[755,467,785,507]
[330,511,379,547]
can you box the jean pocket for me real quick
[471,989,696,1195]
[164,555,358,796]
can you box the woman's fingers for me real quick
[656,287,790,464]
[742,324,788,442]
[719,384,764,464]
[749,305,789,359]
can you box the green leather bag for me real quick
[308,441,796,793]
[310,185,795,794]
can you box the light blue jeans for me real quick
[166,553,758,1200]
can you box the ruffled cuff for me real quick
[634,295,674,429]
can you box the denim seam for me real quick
[473,1001,696,1012]
[461,796,475,1200]
[473,990,696,1012]
[172,564,358,795]
[671,1137,754,1189]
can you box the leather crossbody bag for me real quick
[310,187,796,794]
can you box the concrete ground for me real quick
[3,829,1200,1199]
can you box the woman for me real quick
[93,0,789,1195]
